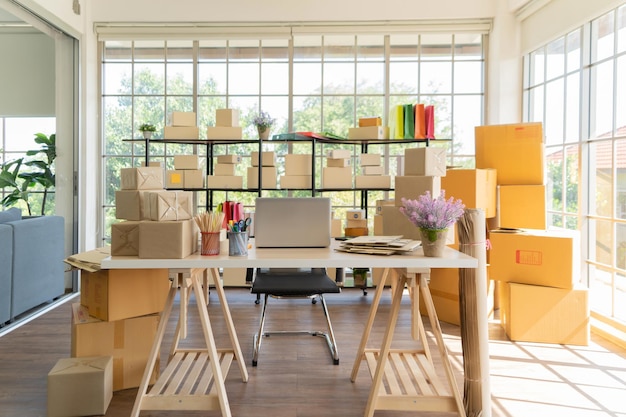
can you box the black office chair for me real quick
[249,267,341,366]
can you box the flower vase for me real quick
[257,127,270,140]
[419,228,448,257]
[142,131,152,139]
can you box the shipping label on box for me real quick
[475,122,544,185]
[216,109,240,127]
[214,163,236,176]
[217,154,242,164]
[144,190,193,221]
[166,170,184,188]
[120,167,164,190]
[174,154,199,170]
[404,147,447,177]
[327,157,350,167]
[327,149,351,159]
[206,175,243,189]
[115,190,148,221]
[322,166,352,188]
[164,126,200,139]
[358,116,382,127]
[184,169,204,188]
[110,221,141,256]
[498,184,546,230]
[279,175,312,189]
[349,126,386,140]
[206,126,243,139]
[285,153,312,175]
[170,111,196,127]
[138,219,197,259]
[359,153,382,166]
[251,151,276,167]
[247,166,277,189]
[355,175,391,189]
[442,168,497,218]
[394,175,441,206]
[489,228,580,289]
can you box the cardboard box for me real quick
[475,122,544,185]
[164,126,200,139]
[331,218,343,237]
[120,167,164,190]
[115,190,148,221]
[489,228,580,289]
[345,227,368,237]
[373,214,383,235]
[279,175,312,189]
[47,356,113,417]
[355,175,391,189]
[174,154,199,170]
[362,166,384,176]
[499,282,589,345]
[138,219,197,259]
[247,166,277,189]
[442,168,497,218]
[216,109,240,127]
[418,268,460,325]
[347,209,366,220]
[404,147,447,177]
[110,221,141,256]
[498,185,546,229]
[285,153,312,175]
[347,218,367,228]
[216,154,242,164]
[206,126,243,140]
[71,304,159,391]
[322,166,352,188]
[251,151,276,167]
[144,190,193,221]
[394,175,441,206]
[222,268,248,286]
[206,175,243,189]
[359,153,382,166]
[327,149,351,159]
[184,169,204,188]
[148,161,163,168]
[327,157,350,167]
[358,116,382,127]
[214,163,236,176]
[166,170,184,188]
[372,267,401,287]
[80,268,170,321]
[170,111,196,127]
[349,126,387,140]
[375,199,395,214]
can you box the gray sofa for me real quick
[0,208,65,325]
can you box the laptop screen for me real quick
[254,197,331,248]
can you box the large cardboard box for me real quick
[251,151,276,167]
[418,268,460,325]
[355,175,391,189]
[138,219,198,259]
[247,166,278,189]
[71,304,160,390]
[206,175,243,189]
[442,168,497,218]
[279,175,312,189]
[475,122,544,185]
[285,153,312,175]
[489,228,580,289]
[322,166,352,188]
[110,221,141,256]
[120,167,164,190]
[174,154,199,170]
[498,185,546,229]
[206,126,243,139]
[394,175,441,206]
[216,109,240,127]
[499,282,589,345]
[115,190,148,221]
[404,147,447,177]
[47,356,113,417]
[164,126,200,139]
[80,268,170,321]
[214,163,236,176]
[144,190,193,221]
[170,111,196,127]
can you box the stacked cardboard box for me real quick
[206,108,243,139]
[207,153,244,189]
[248,151,277,188]
[322,149,352,188]
[348,116,389,139]
[355,153,391,189]
[164,111,200,139]
[167,154,203,189]
[280,153,312,189]
[344,209,368,237]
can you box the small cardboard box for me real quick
[120,167,164,190]
[47,356,113,417]
[404,147,447,177]
[164,126,200,139]
[174,154,199,170]
[216,109,240,127]
[347,209,366,220]
[499,282,589,345]
[206,126,242,140]
[170,111,196,127]
[222,268,248,286]
[355,175,391,189]
[166,170,184,188]
[184,169,204,188]
[144,190,193,221]
[489,228,580,289]
[359,153,382,166]
[375,199,395,214]
[217,154,242,164]
[358,116,382,127]
[442,168,497,218]
[347,218,367,228]
[279,175,312,189]
[373,214,383,235]
[71,304,160,391]
[362,166,384,175]
[327,149,351,159]
[115,190,148,221]
[285,153,312,175]
[348,126,387,140]
[394,175,441,206]
[138,219,198,259]
[80,268,170,321]
[110,221,141,256]
[214,163,236,176]
[247,166,277,189]
[322,166,352,188]
[475,122,544,185]
[345,226,368,237]
[498,184,546,229]
[327,157,350,167]
[331,218,343,237]
[251,151,276,167]
[206,175,243,189]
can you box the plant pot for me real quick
[142,131,153,139]
[257,127,270,140]
[419,228,448,257]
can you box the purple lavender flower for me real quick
[399,190,465,232]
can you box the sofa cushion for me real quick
[0,208,21,224]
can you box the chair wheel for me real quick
[252,360,258,367]
[255,299,260,305]
[312,298,317,304]
[333,359,339,365]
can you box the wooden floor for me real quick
[1,287,625,417]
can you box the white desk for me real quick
[102,241,479,417]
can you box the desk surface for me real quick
[101,240,477,270]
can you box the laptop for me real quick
[254,197,331,248]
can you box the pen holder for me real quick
[228,231,249,257]
[201,232,221,256]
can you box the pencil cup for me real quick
[201,232,221,256]
[228,231,249,257]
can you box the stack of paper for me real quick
[335,235,421,255]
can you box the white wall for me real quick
[13,0,83,36]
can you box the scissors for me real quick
[238,218,252,232]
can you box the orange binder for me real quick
[414,103,426,139]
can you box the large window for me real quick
[523,4,626,324]
[100,27,485,245]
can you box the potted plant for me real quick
[138,123,157,139]
[252,111,275,140]
[399,190,465,257]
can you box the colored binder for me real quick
[403,104,415,139]
[394,105,404,139]
[414,104,426,139]
[425,105,435,139]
